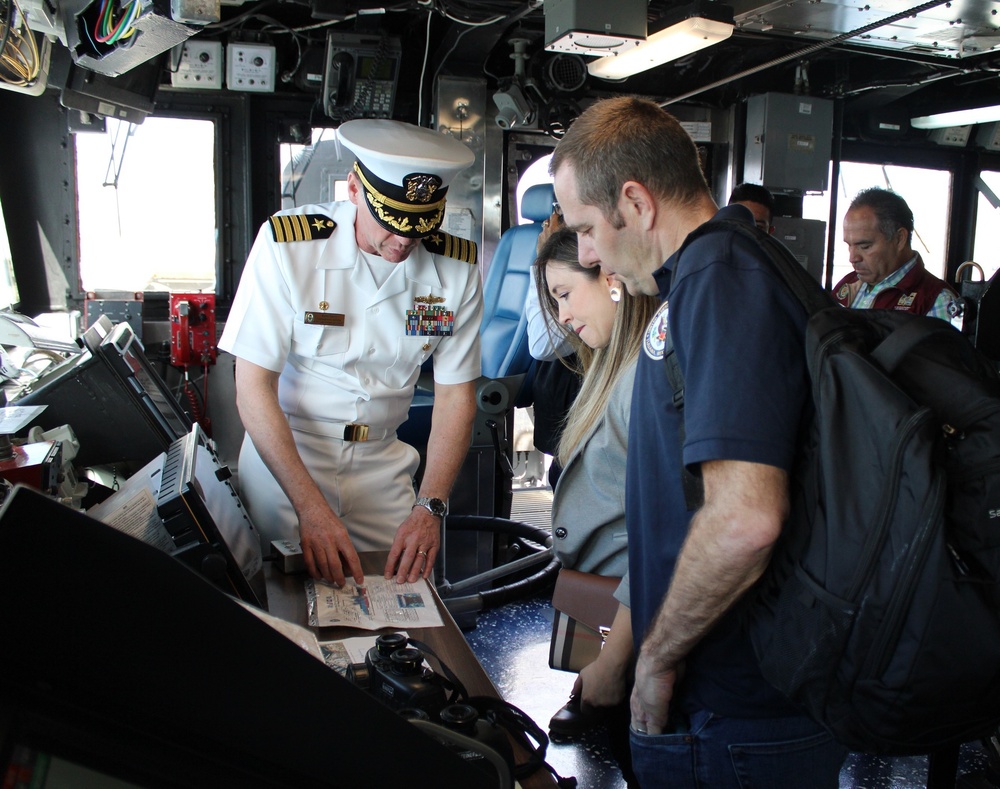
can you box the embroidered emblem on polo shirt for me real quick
[643,301,670,360]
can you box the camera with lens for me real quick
[346,633,449,715]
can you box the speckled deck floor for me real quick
[462,594,995,789]
[458,487,998,789]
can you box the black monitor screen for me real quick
[13,320,191,467]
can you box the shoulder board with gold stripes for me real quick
[267,214,337,243]
[421,231,478,265]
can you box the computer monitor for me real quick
[13,319,191,467]
[0,486,486,789]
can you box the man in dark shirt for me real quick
[728,182,775,234]
[551,96,846,788]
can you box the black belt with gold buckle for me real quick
[343,423,370,442]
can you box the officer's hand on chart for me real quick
[630,652,682,736]
[384,507,440,584]
[299,504,365,587]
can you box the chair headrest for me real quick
[521,183,556,223]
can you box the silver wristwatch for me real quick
[413,496,448,518]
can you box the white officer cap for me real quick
[338,119,475,238]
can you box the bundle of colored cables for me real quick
[93,0,142,45]
[0,0,40,87]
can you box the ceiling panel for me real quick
[731,0,1000,59]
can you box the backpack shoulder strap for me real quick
[663,218,834,510]
[680,218,836,316]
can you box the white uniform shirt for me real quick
[219,201,483,431]
[525,279,574,362]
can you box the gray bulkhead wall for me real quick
[0,89,78,316]
[433,75,500,274]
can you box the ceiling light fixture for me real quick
[587,1,735,80]
[911,104,1000,130]
[544,0,646,58]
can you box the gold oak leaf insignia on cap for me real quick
[422,231,477,265]
[268,214,337,243]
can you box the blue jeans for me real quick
[630,709,847,789]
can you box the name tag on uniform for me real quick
[406,306,454,336]
[304,311,345,326]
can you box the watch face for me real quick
[418,497,446,517]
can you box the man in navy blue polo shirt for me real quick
[551,96,847,787]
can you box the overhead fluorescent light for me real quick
[588,2,734,80]
[911,104,1000,130]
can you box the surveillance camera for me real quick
[492,85,532,130]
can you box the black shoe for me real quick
[548,693,600,738]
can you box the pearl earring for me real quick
[610,286,622,303]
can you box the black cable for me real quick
[429,1,540,89]
[0,0,16,73]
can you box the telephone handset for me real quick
[327,51,356,110]
[322,31,402,121]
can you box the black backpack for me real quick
[665,218,1000,755]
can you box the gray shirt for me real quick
[550,359,635,608]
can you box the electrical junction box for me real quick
[171,40,223,88]
[976,122,1000,151]
[227,42,276,92]
[84,292,144,341]
[171,0,219,25]
[745,92,834,193]
[169,293,217,367]
[771,216,826,284]
[61,0,196,77]
[930,125,972,147]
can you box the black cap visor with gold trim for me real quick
[354,160,449,239]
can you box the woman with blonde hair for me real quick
[535,225,658,789]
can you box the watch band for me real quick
[413,496,448,518]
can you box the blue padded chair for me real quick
[479,182,555,404]
[400,183,556,521]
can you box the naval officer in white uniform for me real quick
[219,119,482,588]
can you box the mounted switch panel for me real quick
[171,40,224,89]
[170,293,217,367]
[227,42,276,92]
